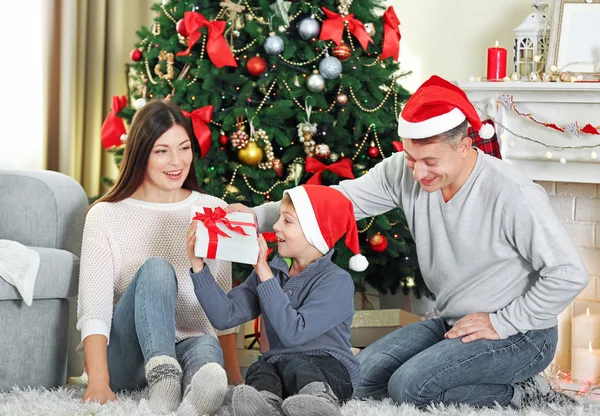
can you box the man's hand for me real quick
[186,220,205,273]
[254,234,274,282]
[83,383,116,404]
[226,203,258,227]
[444,312,500,343]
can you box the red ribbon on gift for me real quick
[193,207,252,259]
[305,156,355,185]
[101,95,127,149]
[182,105,213,158]
[319,7,373,51]
[176,12,237,68]
[381,6,401,61]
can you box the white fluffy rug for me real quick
[0,386,598,416]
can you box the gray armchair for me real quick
[0,170,88,391]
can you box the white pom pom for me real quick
[479,123,495,139]
[349,254,369,272]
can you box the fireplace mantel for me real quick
[459,82,600,184]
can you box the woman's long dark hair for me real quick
[90,100,202,211]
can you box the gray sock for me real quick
[281,382,341,416]
[512,374,577,408]
[177,362,228,416]
[232,385,283,416]
[145,355,183,414]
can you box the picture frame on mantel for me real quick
[547,0,600,77]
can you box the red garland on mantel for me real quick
[498,95,600,138]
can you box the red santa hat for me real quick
[283,185,369,272]
[397,75,495,140]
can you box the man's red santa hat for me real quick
[283,185,369,272]
[397,75,495,140]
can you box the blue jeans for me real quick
[355,318,557,407]
[107,257,224,392]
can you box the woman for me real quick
[77,100,242,415]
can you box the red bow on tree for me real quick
[381,7,401,61]
[319,7,373,51]
[305,156,355,185]
[261,232,278,257]
[176,12,237,68]
[182,105,213,158]
[100,95,127,149]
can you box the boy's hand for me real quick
[186,220,205,273]
[254,234,274,282]
[226,203,258,227]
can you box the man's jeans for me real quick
[355,318,557,407]
[106,257,224,392]
[246,354,354,402]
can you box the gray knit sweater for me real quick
[255,149,589,339]
[191,251,361,386]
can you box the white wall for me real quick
[390,0,535,92]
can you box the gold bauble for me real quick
[238,141,264,166]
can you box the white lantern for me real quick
[513,1,550,76]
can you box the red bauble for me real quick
[130,49,143,62]
[369,234,388,253]
[368,146,380,158]
[246,56,267,76]
[176,19,189,37]
[332,44,352,62]
[218,133,229,146]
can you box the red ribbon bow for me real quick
[262,232,278,257]
[182,105,213,158]
[176,12,237,68]
[100,95,127,149]
[193,207,251,259]
[319,7,373,51]
[305,156,355,185]
[381,6,401,61]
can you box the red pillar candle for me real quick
[487,41,507,81]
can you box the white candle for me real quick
[572,342,600,383]
[572,308,600,349]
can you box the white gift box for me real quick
[191,206,259,265]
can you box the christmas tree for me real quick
[101,0,431,298]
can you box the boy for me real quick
[186,185,368,416]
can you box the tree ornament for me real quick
[306,70,325,92]
[319,54,342,79]
[238,141,263,165]
[369,233,388,253]
[272,158,284,177]
[218,131,229,146]
[364,23,376,37]
[332,43,352,62]
[230,122,249,149]
[314,143,331,159]
[264,32,285,55]
[246,56,267,76]
[285,158,305,186]
[368,141,380,158]
[191,3,202,12]
[297,15,321,40]
[176,19,189,37]
[130,49,142,62]
[134,98,147,110]
[335,93,348,106]
[297,98,317,156]
[329,152,339,162]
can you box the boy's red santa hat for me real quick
[283,185,369,272]
[397,75,495,140]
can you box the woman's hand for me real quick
[186,220,205,273]
[254,234,274,282]
[225,203,258,227]
[83,383,116,404]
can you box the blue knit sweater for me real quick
[190,250,361,387]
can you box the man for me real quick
[228,75,588,408]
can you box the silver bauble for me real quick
[364,23,376,37]
[319,56,342,79]
[297,16,321,40]
[306,72,325,92]
[134,97,147,110]
[264,34,284,55]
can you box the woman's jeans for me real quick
[107,257,224,392]
[355,318,557,407]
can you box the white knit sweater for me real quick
[76,191,234,345]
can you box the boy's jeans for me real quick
[106,257,224,392]
[355,317,557,407]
